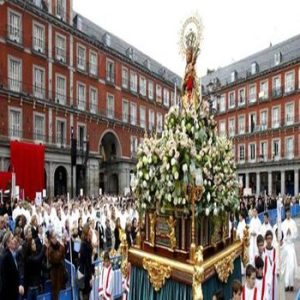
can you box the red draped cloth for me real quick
[10,141,45,201]
[0,172,12,190]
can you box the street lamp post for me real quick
[82,136,90,196]
[206,79,220,115]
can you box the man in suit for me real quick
[0,231,24,300]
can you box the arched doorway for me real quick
[108,173,119,195]
[99,131,122,161]
[54,166,67,196]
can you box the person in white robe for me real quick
[98,251,113,300]
[281,207,299,291]
[242,264,258,300]
[260,212,272,239]
[249,208,262,265]
[237,213,246,275]
[255,256,270,300]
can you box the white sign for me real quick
[80,189,83,196]
[35,192,42,206]
[243,188,252,196]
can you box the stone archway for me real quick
[99,130,122,161]
[54,166,67,196]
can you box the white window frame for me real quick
[9,107,22,139]
[140,106,146,129]
[149,109,155,130]
[285,136,294,159]
[272,138,281,160]
[157,112,163,133]
[249,143,256,162]
[33,112,45,142]
[106,59,115,83]
[89,86,97,114]
[8,55,22,93]
[77,123,86,149]
[272,76,281,96]
[89,51,97,76]
[219,120,226,136]
[259,80,268,99]
[33,65,45,98]
[77,44,86,71]
[238,88,245,106]
[156,84,162,103]
[259,141,268,162]
[130,71,137,93]
[228,118,235,137]
[163,88,170,107]
[251,62,257,75]
[55,73,66,105]
[122,99,129,123]
[260,109,268,131]
[148,81,154,100]
[285,102,294,125]
[238,115,245,134]
[55,33,66,63]
[219,94,226,112]
[77,82,86,110]
[272,106,280,128]
[238,144,245,163]
[248,112,257,133]
[32,21,45,53]
[122,67,128,89]
[130,102,137,125]
[229,91,235,109]
[56,0,66,21]
[285,70,295,93]
[139,76,147,97]
[8,9,22,44]
[56,118,66,148]
[106,93,115,119]
[249,84,257,103]
[130,136,138,157]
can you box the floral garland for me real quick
[132,100,239,217]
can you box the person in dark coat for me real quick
[0,231,24,300]
[95,221,105,251]
[105,219,112,250]
[79,223,94,300]
[47,231,66,300]
[114,217,122,251]
[131,218,138,244]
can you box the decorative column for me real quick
[281,170,285,196]
[245,173,250,189]
[268,172,272,196]
[256,172,260,196]
[294,169,299,196]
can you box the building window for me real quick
[55,74,66,104]
[34,114,45,142]
[89,51,97,76]
[249,113,256,133]
[229,91,235,109]
[139,77,147,97]
[219,95,226,112]
[251,62,258,75]
[8,10,22,44]
[77,83,86,110]
[274,52,282,66]
[260,141,267,161]
[238,115,245,134]
[56,0,66,20]
[238,88,245,106]
[249,84,256,103]
[9,109,21,138]
[231,71,237,82]
[229,118,235,137]
[90,87,97,113]
[55,34,66,63]
[156,84,162,103]
[122,100,129,123]
[130,71,137,93]
[163,88,170,107]
[219,120,226,136]
[285,102,294,125]
[272,76,281,97]
[249,143,256,161]
[106,60,115,84]
[285,71,295,93]
[171,91,175,106]
[33,66,45,98]
[8,57,22,92]
[285,137,294,159]
[106,94,114,119]
[77,45,86,71]
[149,110,155,130]
[260,110,267,130]
[140,106,146,129]
[157,112,163,133]
[259,80,268,99]
[272,139,280,160]
[56,119,66,147]
[33,23,45,53]
[122,67,128,89]
[77,125,86,149]
[148,81,154,100]
[272,107,280,128]
[130,103,137,125]
[239,145,245,162]
[130,136,138,157]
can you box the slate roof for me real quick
[201,34,300,92]
[73,13,182,87]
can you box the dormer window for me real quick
[274,52,282,66]
[251,62,258,75]
[126,47,134,60]
[103,33,111,47]
[231,71,237,83]
[159,68,166,78]
[144,59,151,70]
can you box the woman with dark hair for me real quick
[78,217,83,238]
[114,217,122,251]
[125,223,133,248]
[78,223,94,300]
[47,231,66,300]
[131,218,138,244]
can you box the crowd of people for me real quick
[0,195,139,300]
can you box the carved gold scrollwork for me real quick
[120,233,129,278]
[192,246,204,300]
[242,225,250,267]
[214,251,236,283]
[167,216,176,250]
[149,213,156,247]
[143,258,171,292]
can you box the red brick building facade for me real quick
[202,35,300,197]
[0,0,180,197]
